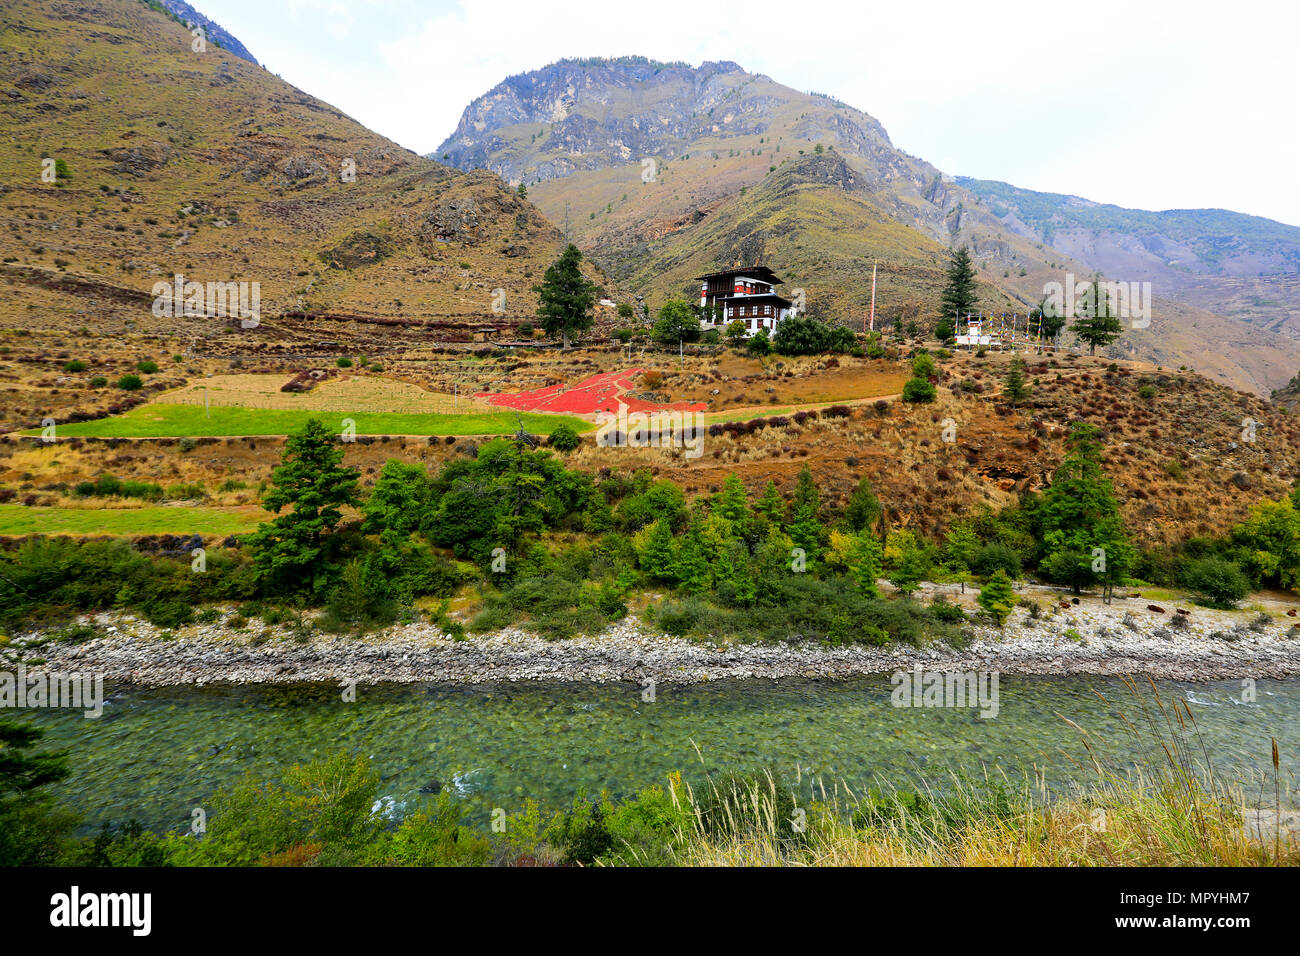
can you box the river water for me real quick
[21,675,1300,833]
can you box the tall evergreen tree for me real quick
[843,476,881,532]
[1071,277,1123,355]
[638,517,676,581]
[939,246,978,331]
[533,243,598,350]
[249,418,360,596]
[1038,422,1132,599]
[752,478,787,528]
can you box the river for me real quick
[21,675,1300,833]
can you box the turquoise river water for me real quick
[20,675,1300,833]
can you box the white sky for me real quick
[198,0,1300,226]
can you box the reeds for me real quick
[659,681,1295,867]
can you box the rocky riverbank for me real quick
[12,594,1300,685]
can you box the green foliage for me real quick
[247,419,361,598]
[0,536,255,630]
[746,328,772,355]
[136,359,159,374]
[1229,496,1300,593]
[724,319,748,345]
[843,476,881,532]
[1002,356,1030,404]
[902,377,936,403]
[534,243,598,349]
[772,315,855,355]
[547,421,581,452]
[0,719,77,866]
[940,246,978,322]
[977,569,1016,625]
[1070,278,1124,355]
[1038,423,1133,594]
[651,299,700,345]
[116,374,143,390]
[1182,556,1251,609]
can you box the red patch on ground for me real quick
[476,369,707,416]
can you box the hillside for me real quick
[0,0,597,355]
[436,58,1299,396]
[959,177,1300,353]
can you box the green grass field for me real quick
[0,504,266,536]
[23,405,595,439]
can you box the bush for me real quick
[116,374,143,391]
[977,570,1016,625]
[62,360,87,373]
[548,422,581,452]
[336,357,353,368]
[902,377,936,403]
[135,360,158,374]
[972,542,1021,580]
[1182,556,1251,609]
[88,376,107,388]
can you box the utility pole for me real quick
[869,261,877,333]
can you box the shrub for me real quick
[972,542,1022,580]
[902,378,936,403]
[135,360,158,374]
[548,422,581,452]
[62,360,87,373]
[116,374,143,390]
[977,570,1016,625]
[88,376,107,388]
[336,357,353,368]
[1182,556,1251,609]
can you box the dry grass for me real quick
[654,680,1297,867]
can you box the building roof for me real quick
[694,266,784,285]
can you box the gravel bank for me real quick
[14,598,1300,685]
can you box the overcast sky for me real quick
[198,0,1300,227]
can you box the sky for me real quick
[198,0,1300,227]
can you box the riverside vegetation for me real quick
[3,412,1298,644]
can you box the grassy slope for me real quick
[20,404,593,437]
[0,503,264,535]
[0,0,594,343]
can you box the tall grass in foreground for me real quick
[651,679,1296,867]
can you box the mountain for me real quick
[958,177,1300,345]
[436,57,1299,395]
[0,0,588,354]
[156,0,259,65]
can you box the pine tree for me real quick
[533,243,597,349]
[673,519,714,593]
[939,246,978,331]
[843,476,881,532]
[249,418,360,596]
[713,473,749,526]
[978,569,1016,625]
[848,533,883,599]
[1002,356,1030,406]
[638,517,676,581]
[1038,422,1133,599]
[788,466,824,563]
[752,478,787,528]
[1071,278,1123,355]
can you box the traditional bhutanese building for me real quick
[696,266,797,336]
